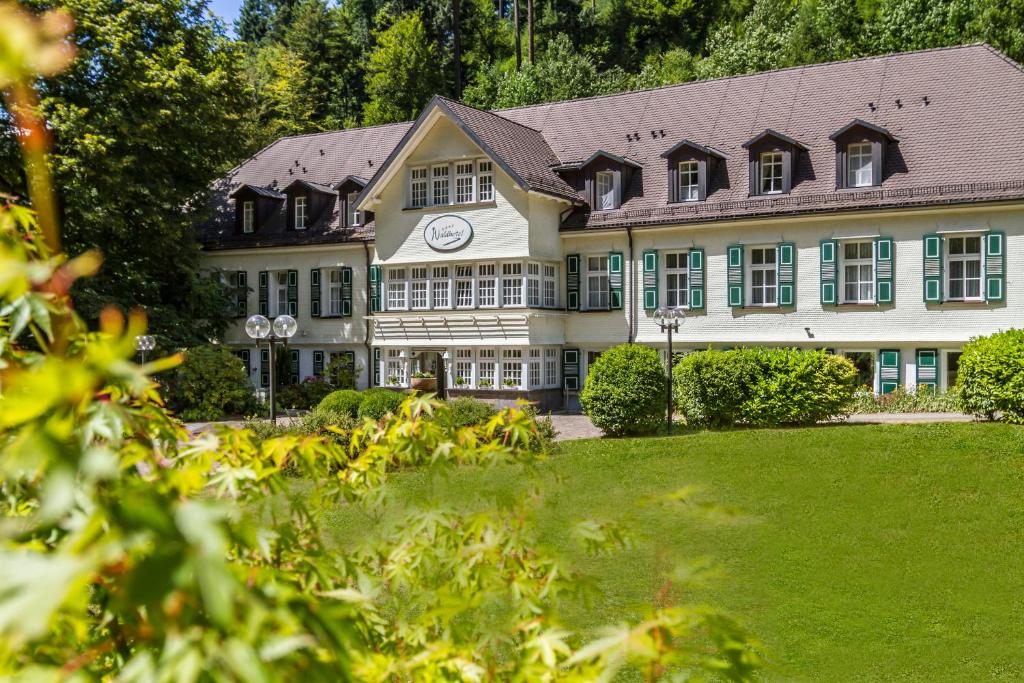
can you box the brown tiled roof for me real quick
[199,44,1024,248]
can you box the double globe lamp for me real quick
[653,306,684,433]
[245,313,298,423]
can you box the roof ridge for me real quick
[492,43,990,116]
[271,119,412,143]
[980,42,1024,75]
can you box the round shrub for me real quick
[673,350,758,428]
[357,388,406,420]
[276,376,335,410]
[318,389,364,418]
[956,329,1024,422]
[165,345,258,422]
[440,396,498,428]
[580,344,667,436]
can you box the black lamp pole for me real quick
[655,309,682,434]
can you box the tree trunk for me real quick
[453,0,462,98]
[513,0,521,70]
[527,0,534,65]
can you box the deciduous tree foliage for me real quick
[363,11,442,124]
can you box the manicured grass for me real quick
[328,423,1024,681]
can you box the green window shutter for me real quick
[235,271,248,317]
[259,348,270,387]
[608,251,623,309]
[372,347,381,386]
[341,266,353,316]
[289,348,300,384]
[688,248,705,310]
[312,350,325,377]
[344,350,356,375]
[777,242,796,307]
[286,269,298,316]
[566,254,580,311]
[985,231,1006,301]
[310,269,320,317]
[562,349,580,391]
[258,271,269,316]
[875,237,894,304]
[915,348,938,391]
[642,249,658,310]
[923,234,943,303]
[820,240,837,305]
[369,265,381,312]
[879,349,901,394]
[727,245,744,308]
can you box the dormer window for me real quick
[830,119,895,189]
[242,201,254,233]
[347,191,361,226]
[678,161,699,201]
[294,196,307,230]
[596,171,615,210]
[847,143,873,187]
[760,152,784,194]
[661,140,725,203]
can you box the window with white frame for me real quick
[410,167,428,207]
[543,264,557,307]
[502,349,523,388]
[432,164,450,205]
[760,152,784,194]
[847,142,873,188]
[841,241,874,303]
[242,201,254,233]
[544,348,558,387]
[478,161,494,201]
[455,161,475,203]
[678,161,699,201]
[664,251,689,307]
[294,196,308,229]
[527,263,541,306]
[410,266,428,309]
[749,247,777,305]
[454,349,473,387]
[528,349,542,387]
[947,235,983,301]
[586,255,609,309]
[347,191,361,226]
[478,264,496,306]
[455,264,474,307]
[596,171,615,210]
[387,267,407,310]
[432,266,450,308]
[478,349,496,387]
[327,269,343,315]
[502,262,523,306]
[274,271,288,316]
[385,349,406,386]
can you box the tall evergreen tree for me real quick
[363,12,442,124]
[236,0,273,43]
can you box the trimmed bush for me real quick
[277,376,335,410]
[443,397,498,428]
[357,388,406,420]
[851,387,961,414]
[956,329,1024,422]
[673,348,857,428]
[165,345,258,422]
[580,344,667,436]
[318,389,364,418]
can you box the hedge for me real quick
[956,329,1024,423]
[580,344,667,436]
[357,388,406,420]
[318,389,364,418]
[164,345,258,422]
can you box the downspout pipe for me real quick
[627,225,635,343]
[363,240,373,386]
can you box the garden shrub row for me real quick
[580,344,667,437]
[956,329,1024,423]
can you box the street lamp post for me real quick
[134,335,155,363]
[244,314,298,424]
[654,306,684,434]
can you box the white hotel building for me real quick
[198,45,1024,410]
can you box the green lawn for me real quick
[328,423,1024,681]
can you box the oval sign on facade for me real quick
[424,215,473,252]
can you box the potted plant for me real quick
[502,378,518,389]
[478,378,493,389]
[386,375,401,386]
[454,376,467,387]
[411,370,437,392]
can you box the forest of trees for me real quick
[1,0,1022,346]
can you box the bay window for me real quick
[432,266,450,308]
[454,349,474,387]
[502,349,523,388]
[410,266,428,309]
[544,348,558,387]
[841,242,874,303]
[749,247,777,306]
[385,349,406,386]
[543,265,557,307]
[502,262,523,306]
[527,263,541,306]
[387,267,407,310]
[455,265,474,307]
[947,236,983,301]
[586,255,609,309]
[528,349,542,387]
[478,264,497,307]
[478,349,496,388]
[664,251,689,307]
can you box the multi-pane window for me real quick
[947,236,983,300]
[274,271,288,315]
[760,152,784,194]
[528,349,542,387]
[454,349,473,387]
[478,264,496,306]
[242,201,254,233]
[347,191,361,226]
[387,267,407,310]
[432,266,450,308]
[432,164,450,205]
[478,161,494,201]
[294,196,308,230]
[749,247,777,305]
[502,262,523,306]
[410,167,428,207]
[596,171,615,210]
[543,265,557,307]
[478,349,496,387]
[842,242,874,303]
[847,143,873,188]
[544,348,558,387]
[327,269,343,315]
[455,265,474,307]
[410,266,428,309]
[664,251,689,307]
[678,161,699,201]
[386,349,406,386]
[455,161,475,203]
[527,263,541,306]
[586,255,609,309]
[502,349,523,388]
